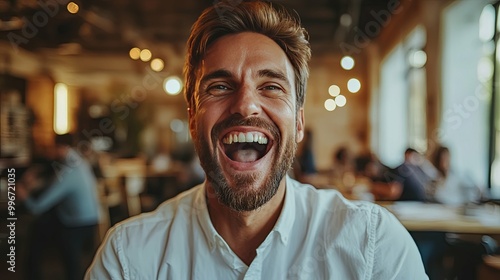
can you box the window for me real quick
[375,26,427,168]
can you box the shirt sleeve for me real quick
[371,207,428,280]
[24,168,74,215]
[85,227,129,280]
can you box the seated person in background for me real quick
[355,153,402,201]
[430,145,481,206]
[395,148,450,279]
[86,1,426,279]
[328,146,355,190]
[396,148,438,202]
[17,133,100,280]
[293,129,318,183]
[429,145,486,279]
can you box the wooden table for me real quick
[379,201,500,234]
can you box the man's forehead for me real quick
[198,32,294,80]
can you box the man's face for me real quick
[189,32,305,211]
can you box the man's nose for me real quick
[229,85,262,117]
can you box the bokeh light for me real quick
[150,58,165,72]
[340,56,355,70]
[324,99,337,111]
[335,95,347,107]
[129,47,140,60]
[163,76,183,95]
[347,78,361,93]
[140,49,152,62]
[328,85,340,97]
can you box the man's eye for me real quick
[212,85,229,90]
[207,84,231,95]
[260,85,284,95]
[263,85,280,90]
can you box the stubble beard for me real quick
[193,116,297,212]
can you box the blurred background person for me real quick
[394,148,447,279]
[354,153,402,201]
[17,133,100,280]
[328,146,355,192]
[429,145,489,280]
[293,129,318,183]
[430,145,481,206]
[395,148,438,202]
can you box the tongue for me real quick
[231,149,260,162]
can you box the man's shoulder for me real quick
[288,178,380,215]
[109,185,202,236]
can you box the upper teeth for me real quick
[222,132,268,144]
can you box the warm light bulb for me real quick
[347,78,361,93]
[67,2,79,14]
[163,76,183,95]
[340,56,355,70]
[140,49,152,62]
[150,58,164,72]
[328,85,340,97]
[129,47,141,60]
[409,50,427,68]
[324,99,336,111]
[335,95,347,107]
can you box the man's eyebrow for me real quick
[258,69,290,87]
[199,69,233,85]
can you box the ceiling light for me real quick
[340,14,352,27]
[340,56,355,70]
[347,78,361,93]
[140,49,152,62]
[163,76,183,95]
[335,95,347,107]
[408,50,427,68]
[150,58,164,72]
[328,85,340,97]
[129,47,140,60]
[67,2,79,14]
[324,99,337,111]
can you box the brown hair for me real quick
[184,0,311,112]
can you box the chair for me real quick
[477,235,500,279]
[446,234,498,280]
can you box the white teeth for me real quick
[246,132,254,142]
[223,132,268,144]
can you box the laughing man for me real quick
[86,1,427,279]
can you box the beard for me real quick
[193,115,297,212]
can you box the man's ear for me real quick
[296,108,305,143]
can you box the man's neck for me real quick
[206,180,286,266]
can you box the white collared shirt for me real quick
[86,176,427,280]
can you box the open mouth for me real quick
[222,132,271,163]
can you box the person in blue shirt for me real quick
[18,133,100,280]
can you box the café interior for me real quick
[1,0,500,279]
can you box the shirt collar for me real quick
[194,175,296,249]
[271,175,295,245]
[193,184,218,251]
